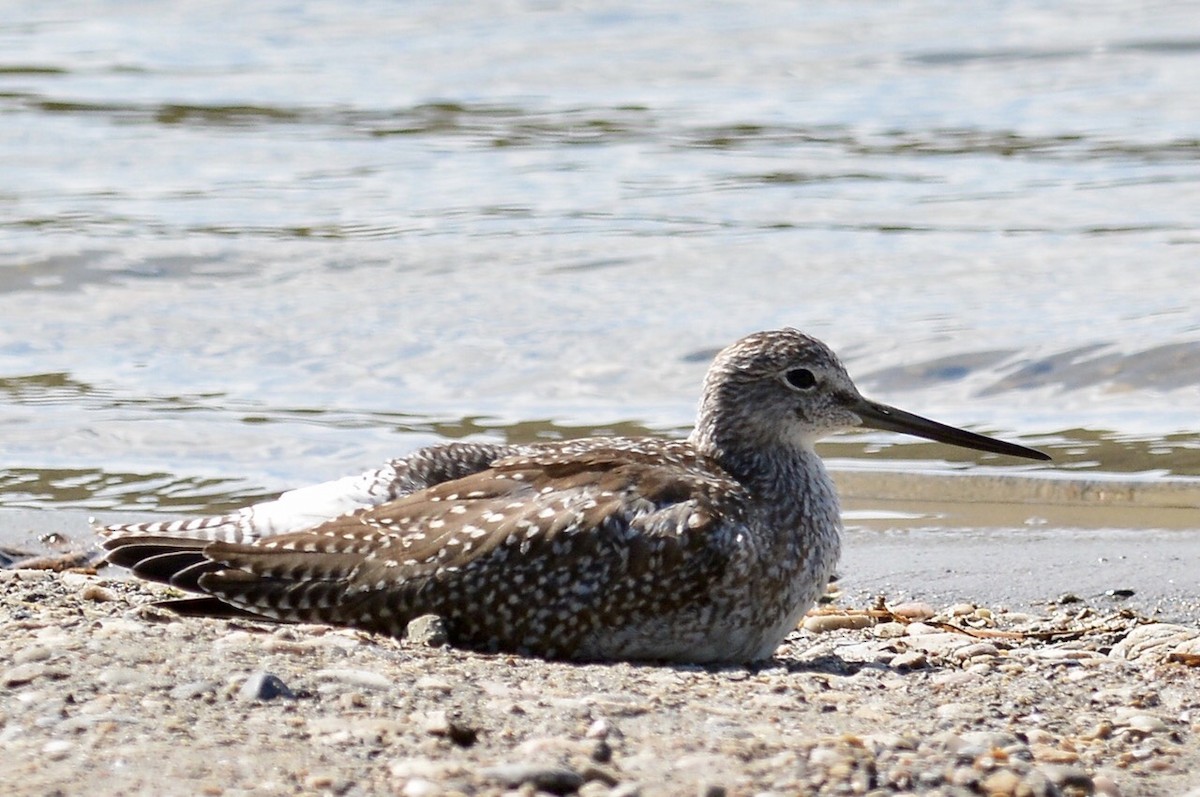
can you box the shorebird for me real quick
[100,329,1048,663]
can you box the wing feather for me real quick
[104,447,749,655]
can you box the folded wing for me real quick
[102,445,746,657]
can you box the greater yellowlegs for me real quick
[100,329,1048,663]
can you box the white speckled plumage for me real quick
[100,329,1047,663]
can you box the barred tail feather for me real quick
[158,596,274,622]
[198,569,357,625]
[102,534,362,626]
[95,509,263,544]
[102,536,219,590]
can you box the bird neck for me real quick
[689,423,826,504]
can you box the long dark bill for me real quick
[853,397,1050,461]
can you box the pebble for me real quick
[582,692,650,717]
[889,601,936,621]
[903,633,972,658]
[585,718,611,739]
[1031,744,1079,764]
[399,778,441,797]
[827,640,896,665]
[949,765,979,787]
[1127,745,1155,762]
[238,671,296,702]
[79,584,118,602]
[13,645,54,664]
[260,637,322,655]
[41,739,73,760]
[803,613,874,633]
[479,762,584,795]
[169,680,218,701]
[1110,623,1200,662]
[97,666,154,688]
[872,621,908,639]
[958,730,1018,751]
[422,710,478,747]
[6,568,55,583]
[952,642,999,661]
[1031,647,1103,662]
[934,703,975,721]
[3,663,68,687]
[310,716,405,746]
[414,675,453,693]
[407,614,449,647]
[1080,720,1113,741]
[890,651,927,671]
[1040,763,1093,791]
[591,738,613,764]
[58,572,97,589]
[1125,714,1168,734]
[1024,728,1055,746]
[389,758,455,781]
[132,603,178,624]
[578,782,612,797]
[92,618,152,638]
[314,668,393,691]
[932,670,980,688]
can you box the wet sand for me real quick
[6,477,1198,627]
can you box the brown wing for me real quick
[105,447,748,657]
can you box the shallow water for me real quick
[1,1,1198,516]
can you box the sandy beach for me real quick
[3,504,1199,797]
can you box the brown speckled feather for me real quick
[114,448,744,659]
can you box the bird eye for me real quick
[784,368,817,390]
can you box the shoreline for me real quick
[5,495,1197,627]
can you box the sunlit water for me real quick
[1,1,1198,520]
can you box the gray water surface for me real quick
[1,1,1198,516]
